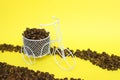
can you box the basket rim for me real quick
[23,35,50,41]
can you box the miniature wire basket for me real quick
[22,16,76,70]
[23,35,50,58]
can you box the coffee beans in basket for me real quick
[22,28,49,40]
[22,28,50,57]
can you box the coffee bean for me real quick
[64,77,68,80]
[70,78,75,80]
[54,78,59,80]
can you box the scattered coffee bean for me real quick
[64,77,68,80]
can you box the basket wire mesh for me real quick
[23,36,50,58]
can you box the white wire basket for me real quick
[23,35,50,58]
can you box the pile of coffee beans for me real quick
[50,47,120,71]
[74,49,120,70]
[0,62,54,80]
[0,44,21,53]
[0,62,83,80]
[22,28,49,40]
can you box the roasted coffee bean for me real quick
[64,77,68,80]
[50,47,54,54]
[70,78,76,80]
[54,78,59,80]
[22,28,50,40]
[77,78,81,80]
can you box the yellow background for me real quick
[0,0,120,80]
